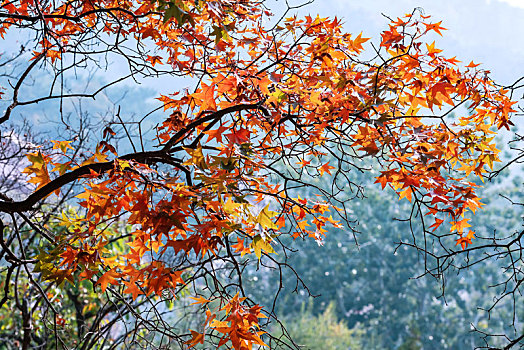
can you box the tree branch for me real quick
[0,150,168,213]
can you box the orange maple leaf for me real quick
[423,21,447,36]
[185,330,205,347]
[192,83,217,111]
[97,269,121,293]
[189,296,211,305]
[319,162,335,176]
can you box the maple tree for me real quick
[0,0,520,348]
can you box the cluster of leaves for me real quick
[0,0,518,348]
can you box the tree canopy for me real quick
[0,0,520,349]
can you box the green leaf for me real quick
[163,4,181,23]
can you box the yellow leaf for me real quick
[310,91,322,105]
[183,145,206,168]
[256,205,278,230]
[251,235,275,259]
[80,144,108,167]
[117,159,132,170]
[23,151,53,192]
[223,198,242,215]
[51,140,74,153]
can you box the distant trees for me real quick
[277,302,363,350]
[247,159,523,349]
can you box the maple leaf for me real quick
[251,235,275,259]
[374,175,389,190]
[189,296,211,305]
[22,151,54,193]
[450,218,472,234]
[398,187,413,202]
[456,231,475,250]
[205,124,229,143]
[183,145,206,168]
[225,128,250,144]
[257,75,273,95]
[46,49,61,63]
[80,144,109,166]
[185,330,205,347]
[426,41,443,56]
[429,82,454,106]
[231,239,251,257]
[351,32,370,52]
[319,162,335,176]
[256,205,278,230]
[423,21,447,36]
[223,198,242,215]
[296,159,311,168]
[146,55,163,66]
[140,26,159,40]
[211,25,229,44]
[122,279,142,300]
[97,269,121,293]
[466,60,481,68]
[428,218,445,232]
[380,26,403,47]
[192,83,217,111]
[51,140,74,153]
